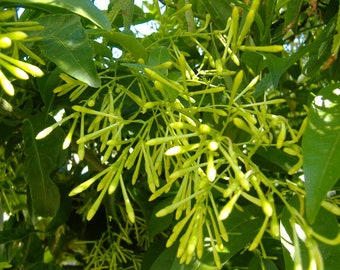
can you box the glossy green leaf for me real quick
[23,113,67,217]
[2,0,110,30]
[33,14,100,87]
[303,83,340,223]
[281,195,340,269]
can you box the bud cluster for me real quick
[0,9,44,96]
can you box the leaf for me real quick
[92,29,148,61]
[147,242,184,270]
[193,206,264,268]
[2,0,110,30]
[202,0,232,30]
[34,14,100,87]
[283,0,304,33]
[148,198,174,238]
[302,83,340,223]
[281,195,340,269]
[253,146,299,173]
[23,113,67,217]
[0,227,35,244]
[304,16,336,76]
[148,46,170,74]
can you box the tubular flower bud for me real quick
[0,69,14,96]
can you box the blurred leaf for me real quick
[23,113,67,217]
[283,0,303,32]
[0,262,12,269]
[281,195,340,269]
[2,0,110,30]
[34,14,100,87]
[26,263,62,270]
[0,227,35,244]
[24,234,44,264]
[304,16,336,76]
[122,0,134,30]
[302,83,340,223]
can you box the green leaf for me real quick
[89,29,148,61]
[283,0,304,32]
[23,113,67,217]
[281,195,340,269]
[194,206,264,268]
[2,0,110,30]
[248,256,279,270]
[302,83,340,223]
[34,14,100,87]
[148,198,174,238]
[304,16,336,76]
[0,227,35,244]
[147,242,183,270]
[148,46,170,74]
[202,0,232,30]
[253,146,299,173]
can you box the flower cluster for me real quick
[0,9,44,96]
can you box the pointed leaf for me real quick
[302,84,340,223]
[2,0,110,30]
[23,113,67,217]
[35,14,100,87]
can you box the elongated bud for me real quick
[233,117,252,134]
[0,59,29,80]
[0,53,44,77]
[262,200,273,217]
[248,216,269,251]
[219,189,242,220]
[3,31,28,41]
[0,70,14,96]
[276,122,286,149]
[35,126,53,140]
[239,45,284,52]
[207,153,216,181]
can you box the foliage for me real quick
[0,0,340,269]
